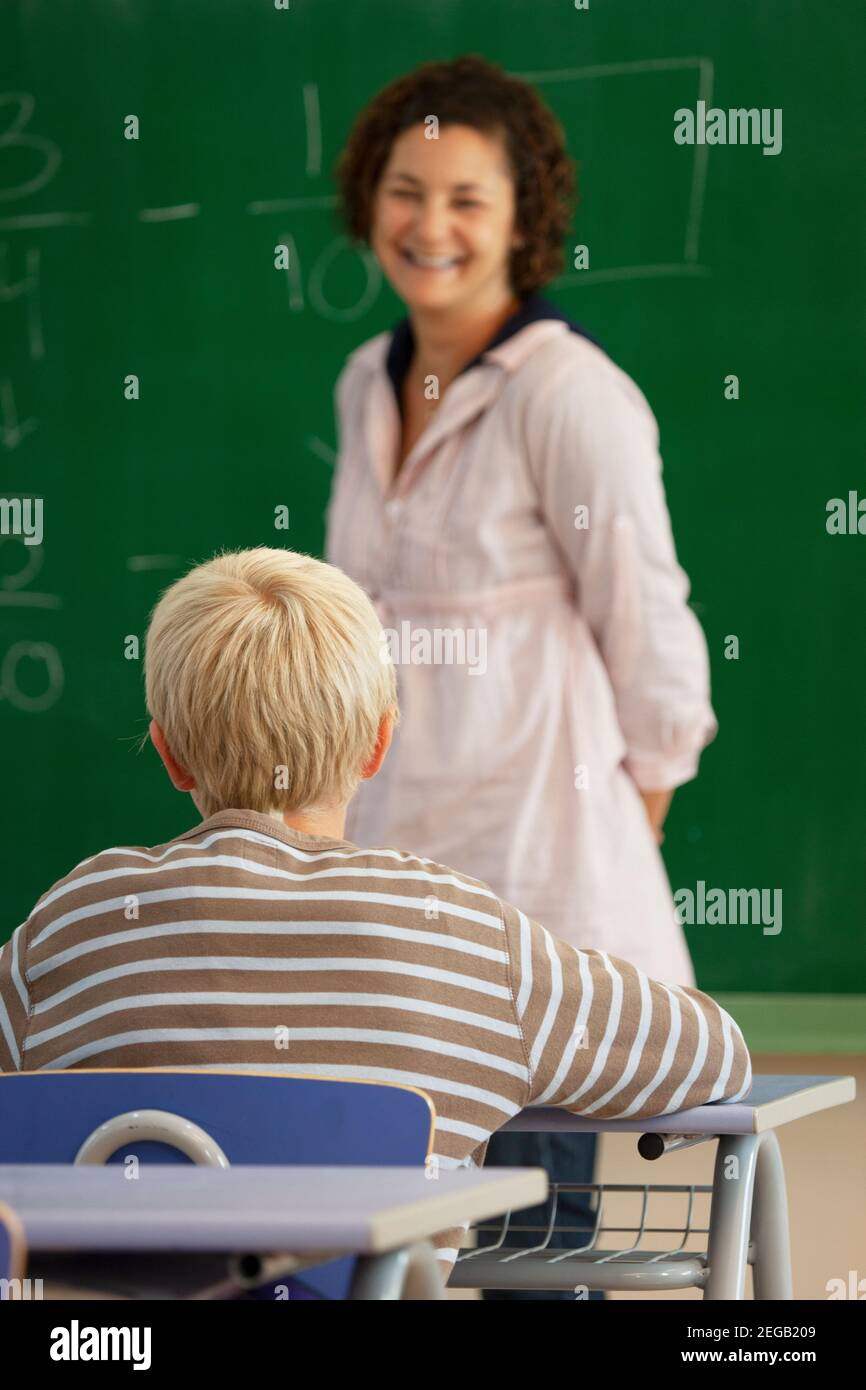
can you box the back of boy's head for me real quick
[144,547,398,817]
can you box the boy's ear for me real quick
[149,719,197,792]
[360,709,395,781]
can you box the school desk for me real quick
[449,1075,856,1299]
[0,1162,547,1300]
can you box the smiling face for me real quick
[370,122,523,315]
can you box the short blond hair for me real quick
[144,547,398,816]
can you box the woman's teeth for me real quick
[402,249,462,269]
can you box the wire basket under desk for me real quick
[450,1181,725,1293]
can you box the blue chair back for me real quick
[0,1069,435,1299]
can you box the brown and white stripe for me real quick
[0,808,752,1278]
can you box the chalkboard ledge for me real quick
[713,995,866,1055]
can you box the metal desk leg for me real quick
[704,1132,792,1300]
[348,1247,412,1300]
[750,1131,793,1300]
[705,1134,758,1299]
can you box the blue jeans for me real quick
[478,1128,605,1301]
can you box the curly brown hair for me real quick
[335,55,577,296]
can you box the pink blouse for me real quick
[326,305,717,986]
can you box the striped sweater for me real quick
[0,809,752,1279]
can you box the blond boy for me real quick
[0,548,751,1283]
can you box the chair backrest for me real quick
[0,1201,27,1294]
[0,1069,435,1300]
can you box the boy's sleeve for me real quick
[0,923,30,1072]
[499,899,752,1120]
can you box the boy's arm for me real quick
[0,924,29,1072]
[500,900,752,1120]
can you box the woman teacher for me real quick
[326,56,717,1299]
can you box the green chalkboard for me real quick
[2,0,864,1005]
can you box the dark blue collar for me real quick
[385,292,603,410]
